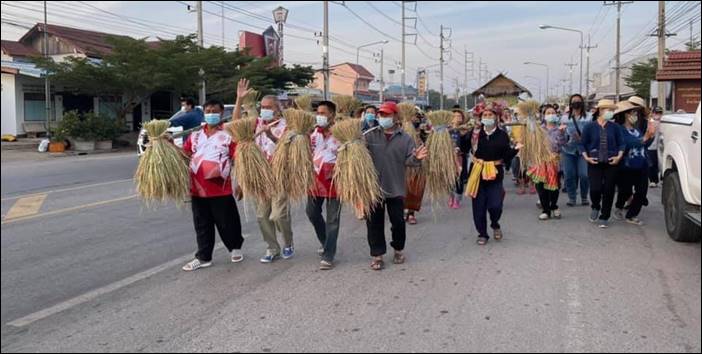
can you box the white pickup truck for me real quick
[657,103,701,242]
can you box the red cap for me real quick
[378,101,398,115]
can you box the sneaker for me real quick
[538,213,550,220]
[598,219,609,228]
[448,196,455,208]
[589,209,599,222]
[625,217,644,226]
[231,249,244,263]
[649,182,658,188]
[282,246,295,259]
[320,260,334,270]
[260,250,280,263]
[581,199,590,206]
[614,208,625,220]
[553,209,562,219]
[182,259,212,272]
[566,200,576,207]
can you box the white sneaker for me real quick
[538,213,549,220]
[231,249,244,263]
[649,182,658,188]
[182,259,211,272]
[553,209,562,219]
[626,217,644,226]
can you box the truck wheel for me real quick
[662,171,700,242]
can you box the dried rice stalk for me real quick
[241,89,260,118]
[331,118,383,217]
[225,118,275,201]
[294,95,313,112]
[332,95,360,116]
[271,109,316,201]
[134,120,189,207]
[424,111,458,200]
[516,100,553,170]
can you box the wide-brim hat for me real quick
[614,101,639,115]
[595,99,617,110]
[628,96,650,116]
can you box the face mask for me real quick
[571,102,583,110]
[364,113,376,122]
[627,114,638,125]
[603,111,614,120]
[378,117,394,129]
[204,113,221,125]
[260,109,274,121]
[546,114,560,123]
[482,118,495,127]
[316,115,328,128]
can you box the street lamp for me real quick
[524,61,549,102]
[539,24,583,94]
[272,6,289,66]
[524,75,542,102]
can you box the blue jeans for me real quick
[561,152,589,202]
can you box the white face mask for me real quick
[627,113,638,125]
[260,109,275,121]
[316,115,328,128]
[378,117,394,129]
[545,114,559,123]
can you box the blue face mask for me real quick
[365,113,376,122]
[260,109,275,121]
[482,118,495,127]
[378,117,394,129]
[603,111,614,120]
[204,113,221,125]
[545,114,560,124]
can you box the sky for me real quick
[2,1,700,98]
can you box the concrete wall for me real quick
[2,73,18,135]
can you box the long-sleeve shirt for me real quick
[578,120,625,161]
[545,125,567,154]
[467,127,519,183]
[365,127,421,198]
[621,126,653,170]
[560,113,590,155]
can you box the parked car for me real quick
[657,103,701,242]
[137,105,234,156]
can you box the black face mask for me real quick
[413,121,421,129]
[571,101,584,110]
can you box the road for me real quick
[1,152,700,352]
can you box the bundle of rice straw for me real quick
[294,95,313,112]
[516,100,553,170]
[271,109,316,201]
[241,89,260,118]
[397,102,420,143]
[332,95,360,116]
[424,110,459,200]
[331,118,382,217]
[134,120,189,206]
[225,118,275,201]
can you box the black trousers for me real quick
[192,195,243,262]
[471,179,504,239]
[366,197,406,257]
[615,167,649,218]
[588,163,618,221]
[535,182,560,215]
[647,152,659,184]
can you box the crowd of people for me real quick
[175,78,664,272]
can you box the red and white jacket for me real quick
[254,118,287,160]
[309,127,339,199]
[183,124,236,198]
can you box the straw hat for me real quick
[614,101,639,115]
[628,96,650,115]
[595,99,617,110]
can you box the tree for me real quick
[625,58,657,101]
[34,34,314,126]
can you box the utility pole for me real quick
[604,1,633,102]
[401,1,406,101]
[583,34,597,103]
[323,1,329,100]
[196,1,205,105]
[221,1,225,47]
[43,0,51,138]
[464,48,473,109]
[650,1,676,111]
[565,61,577,95]
[374,49,385,102]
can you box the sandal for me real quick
[393,251,406,264]
[370,257,384,271]
[477,237,488,246]
[493,228,503,241]
[407,214,417,225]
